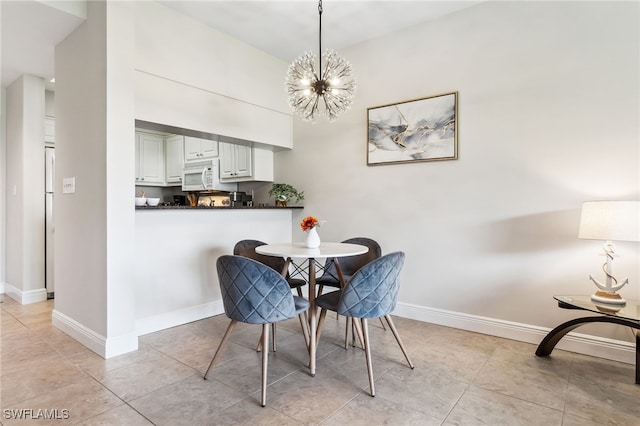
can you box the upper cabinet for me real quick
[165,135,184,184]
[136,132,165,185]
[135,131,183,187]
[219,142,273,183]
[135,129,274,186]
[184,136,218,161]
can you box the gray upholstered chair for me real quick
[315,251,414,397]
[234,239,307,296]
[316,237,384,346]
[204,255,310,407]
[233,239,309,350]
[315,237,382,296]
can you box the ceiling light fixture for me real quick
[285,0,356,122]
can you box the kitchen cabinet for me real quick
[136,132,165,185]
[184,136,218,161]
[219,142,274,182]
[164,135,184,185]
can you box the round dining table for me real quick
[256,242,368,376]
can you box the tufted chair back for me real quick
[320,237,382,284]
[217,255,296,324]
[337,251,405,319]
[233,239,286,275]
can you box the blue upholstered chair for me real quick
[203,255,310,407]
[315,237,382,296]
[233,239,307,296]
[233,239,309,351]
[316,237,384,347]
[315,251,414,397]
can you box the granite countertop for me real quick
[135,205,303,210]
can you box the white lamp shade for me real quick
[578,201,640,242]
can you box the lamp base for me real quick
[590,291,626,306]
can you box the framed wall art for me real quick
[367,91,458,166]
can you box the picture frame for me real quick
[367,91,458,166]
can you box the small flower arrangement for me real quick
[300,216,319,231]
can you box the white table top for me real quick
[256,242,368,259]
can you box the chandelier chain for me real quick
[318,0,323,80]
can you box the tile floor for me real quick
[0,296,638,425]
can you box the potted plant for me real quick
[268,183,304,207]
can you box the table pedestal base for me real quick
[535,314,640,384]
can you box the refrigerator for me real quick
[45,147,55,298]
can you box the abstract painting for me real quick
[367,92,458,165]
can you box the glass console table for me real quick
[535,295,640,384]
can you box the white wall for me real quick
[45,90,55,116]
[5,75,47,304]
[277,1,639,348]
[51,1,294,358]
[0,87,5,292]
[134,1,292,149]
[53,1,137,358]
[134,209,294,335]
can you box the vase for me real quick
[304,227,321,248]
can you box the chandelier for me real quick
[285,0,356,122]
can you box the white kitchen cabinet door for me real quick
[220,142,251,179]
[219,142,236,178]
[233,144,252,178]
[219,142,273,182]
[137,132,165,184]
[165,135,184,185]
[184,136,218,161]
[201,138,218,158]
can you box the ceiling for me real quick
[1,0,480,89]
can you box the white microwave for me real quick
[182,159,237,192]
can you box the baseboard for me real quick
[0,282,5,294]
[394,302,636,365]
[52,309,138,359]
[135,300,225,336]
[3,283,47,305]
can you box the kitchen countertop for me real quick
[135,205,303,210]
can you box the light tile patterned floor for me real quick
[1,296,638,425]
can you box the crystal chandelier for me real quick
[286,0,356,122]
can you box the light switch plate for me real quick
[62,177,76,194]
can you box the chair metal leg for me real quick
[298,313,310,349]
[344,317,350,349]
[379,317,387,330]
[384,315,414,369]
[256,323,277,353]
[256,336,262,352]
[316,308,328,346]
[261,323,269,407]
[361,318,375,397]
[204,320,237,379]
[271,323,277,352]
[351,317,365,349]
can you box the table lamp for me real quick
[578,200,640,305]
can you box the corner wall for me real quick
[53,0,136,358]
[278,1,639,353]
[5,75,46,304]
[0,87,5,292]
